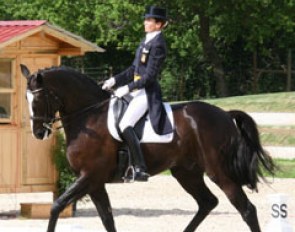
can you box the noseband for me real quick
[28,87,62,131]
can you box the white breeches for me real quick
[119,89,148,132]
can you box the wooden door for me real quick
[21,55,59,186]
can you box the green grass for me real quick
[204,92,295,112]
[259,126,295,146]
[266,159,295,178]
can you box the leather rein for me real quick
[28,87,111,132]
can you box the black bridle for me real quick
[28,87,63,131]
[28,87,111,131]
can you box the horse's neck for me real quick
[48,73,107,114]
[61,102,109,145]
[59,93,109,141]
[46,71,110,140]
[64,95,98,113]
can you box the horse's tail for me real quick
[228,110,275,191]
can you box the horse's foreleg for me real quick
[47,176,89,232]
[90,186,117,232]
[171,167,218,232]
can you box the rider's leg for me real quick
[121,127,149,181]
[119,89,149,181]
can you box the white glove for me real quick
[102,77,115,90]
[114,85,129,98]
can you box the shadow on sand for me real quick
[75,207,238,218]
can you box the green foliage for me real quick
[1,0,294,98]
[53,132,75,197]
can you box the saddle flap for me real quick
[112,95,146,140]
[107,97,174,143]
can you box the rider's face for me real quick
[144,18,162,33]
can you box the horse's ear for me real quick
[20,64,30,79]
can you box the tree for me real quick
[1,0,294,98]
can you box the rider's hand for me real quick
[102,77,115,90]
[114,85,129,98]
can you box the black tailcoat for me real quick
[114,33,172,135]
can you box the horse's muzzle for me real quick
[34,128,51,140]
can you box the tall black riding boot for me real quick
[121,127,149,181]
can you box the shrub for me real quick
[52,132,75,197]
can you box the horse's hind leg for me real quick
[171,167,218,232]
[47,176,90,232]
[213,178,261,232]
[90,186,116,232]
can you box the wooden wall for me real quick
[0,34,61,193]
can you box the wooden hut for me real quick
[0,20,104,193]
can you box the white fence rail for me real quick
[249,112,295,159]
[249,113,295,126]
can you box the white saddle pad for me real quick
[107,97,174,143]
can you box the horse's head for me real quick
[21,64,61,140]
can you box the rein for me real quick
[54,98,111,130]
[29,87,112,132]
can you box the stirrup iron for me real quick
[123,165,135,183]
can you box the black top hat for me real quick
[144,6,167,21]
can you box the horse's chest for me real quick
[66,145,86,169]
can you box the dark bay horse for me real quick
[20,64,275,232]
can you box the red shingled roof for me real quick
[0,20,47,43]
[0,20,104,53]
